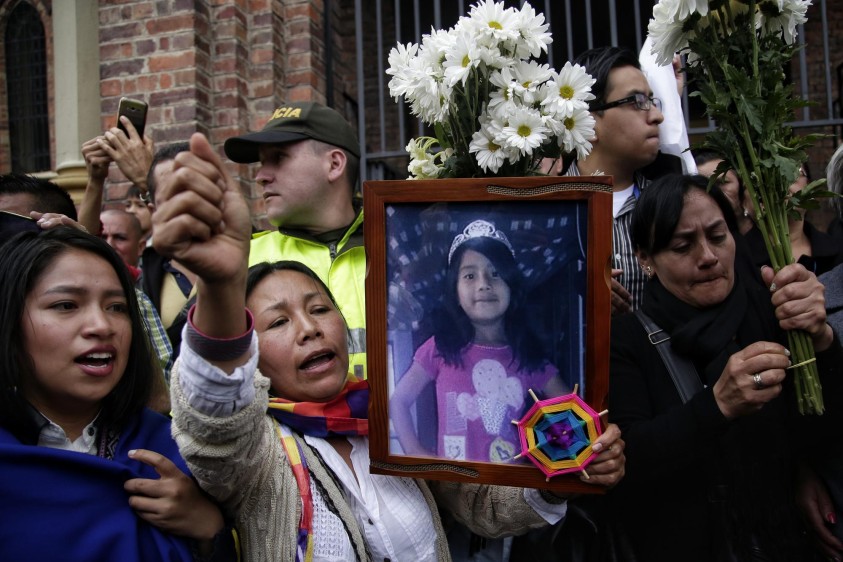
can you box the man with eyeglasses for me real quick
[563,46,680,315]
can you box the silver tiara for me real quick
[448,220,515,264]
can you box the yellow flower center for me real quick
[517,125,532,137]
[564,117,575,130]
[559,85,575,99]
[488,21,503,30]
[488,141,500,151]
[522,80,532,88]
[462,54,470,68]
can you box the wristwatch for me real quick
[138,190,151,204]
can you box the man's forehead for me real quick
[101,212,139,234]
[101,214,129,230]
[606,65,651,95]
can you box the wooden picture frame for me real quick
[364,176,612,493]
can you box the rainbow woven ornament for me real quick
[513,389,603,479]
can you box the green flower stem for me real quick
[693,9,824,414]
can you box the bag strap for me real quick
[634,310,704,404]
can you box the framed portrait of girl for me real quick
[364,176,612,493]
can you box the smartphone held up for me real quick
[117,97,148,138]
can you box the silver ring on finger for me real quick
[752,372,764,390]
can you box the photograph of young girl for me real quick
[389,208,588,464]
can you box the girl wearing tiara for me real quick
[392,219,566,463]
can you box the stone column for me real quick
[50,0,100,203]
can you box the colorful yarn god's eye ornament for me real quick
[512,387,604,480]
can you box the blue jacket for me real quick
[0,409,193,562]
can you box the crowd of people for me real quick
[0,40,842,562]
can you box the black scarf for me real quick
[640,258,779,385]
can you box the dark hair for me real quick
[801,160,812,182]
[0,228,153,442]
[573,46,641,110]
[632,174,738,256]
[433,236,547,372]
[692,149,747,204]
[126,184,146,202]
[146,142,190,203]
[247,260,339,308]
[0,174,77,220]
[692,149,724,168]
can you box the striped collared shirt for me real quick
[565,162,650,310]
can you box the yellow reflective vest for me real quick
[248,211,368,379]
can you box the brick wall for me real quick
[95,0,358,227]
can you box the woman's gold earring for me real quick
[644,265,653,279]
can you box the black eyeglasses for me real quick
[591,93,663,112]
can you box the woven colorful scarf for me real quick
[267,374,368,562]
[266,374,369,438]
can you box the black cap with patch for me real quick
[224,102,360,163]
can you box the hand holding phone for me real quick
[117,97,148,138]
[106,98,153,187]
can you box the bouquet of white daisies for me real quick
[387,0,595,179]
[649,0,827,415]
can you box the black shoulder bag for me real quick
[633,310,703,403]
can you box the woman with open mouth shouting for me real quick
[0,227,232,561]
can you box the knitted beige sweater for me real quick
[171,361,552,562]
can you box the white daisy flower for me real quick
[403,71,450,124]
[511,60,553,105]
[387,43,425,101]
[648,1,700,66]
[513,3,552,59]
[469,125,507,173]
[487,68,519,118]
[386,42,417,82]
[468,0,519,45]
[476,44,506,69]
[657,0,709,20]
[552,106,595,161]
[443,31,480,87]
[759,0,810,44]
[419,27,454,75]
[500,107,549,156]
[540,62,595,118]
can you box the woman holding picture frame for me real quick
[155,134,627,562]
